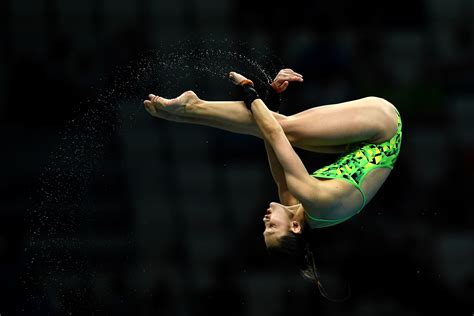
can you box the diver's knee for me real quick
[279,116,300,143]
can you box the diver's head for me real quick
[262,202,350,302]
[262,202,305,249]
[263,202,323,297]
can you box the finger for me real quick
[230,71,253,86]
[274,81,289,93]
[281,74,303,82]
[283,69,303,78]
[229,71,244,80]
[288,71,303,78]
[293,75,304,82]
[229,71,239,84]
[148,94,155,100]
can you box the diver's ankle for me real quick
[186,98,206,116]
[173,90,198,116]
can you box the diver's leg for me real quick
[144,91,272,137]
[278,97,399,146]
[145,91,398,150]
[145,98,344,153]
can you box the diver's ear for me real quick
[290,221,302,234]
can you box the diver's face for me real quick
[262,202,299,247]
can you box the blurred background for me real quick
[1,0,474,315]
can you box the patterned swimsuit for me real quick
[306,108,403,228]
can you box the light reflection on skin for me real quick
[263,202,304,248]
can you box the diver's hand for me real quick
[229,71,254,87]
[271,68,303,93]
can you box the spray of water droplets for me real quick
[22,38,283,313]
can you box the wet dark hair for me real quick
[266,221,350,301]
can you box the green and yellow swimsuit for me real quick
[307,109,403,228]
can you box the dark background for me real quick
[1,0,474,315]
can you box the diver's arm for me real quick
[264,140,299,206]
[262,69,305,205]
[227,70,320,205]
[250,98,321,205]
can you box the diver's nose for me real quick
[267,203,276,214]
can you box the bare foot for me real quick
[143,102,184,122]
[143,90,200,117]
[229,72,254,87]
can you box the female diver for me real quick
[143,68,402,298]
